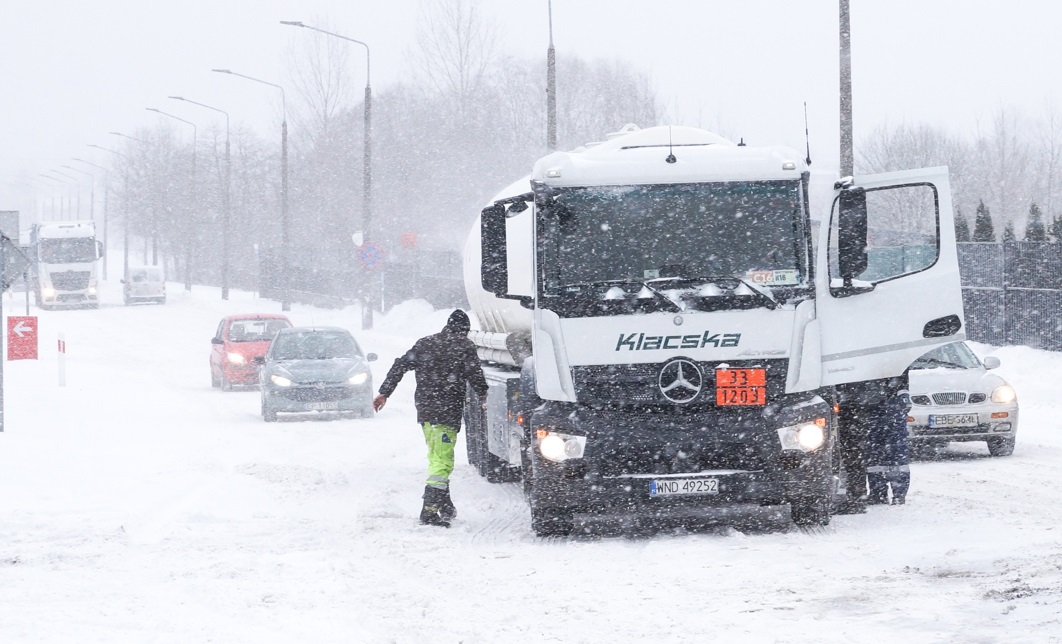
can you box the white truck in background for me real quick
[30,220,104,309]
[462,124,965,536]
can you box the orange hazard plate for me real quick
[715,369,766,406]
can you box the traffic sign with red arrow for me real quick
[7,316,38,360]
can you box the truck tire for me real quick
[987,437,1015,457]
[531,504,574,537]
[790,496,831,527]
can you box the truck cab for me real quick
[30,221,104,309]
[465,125,964,535]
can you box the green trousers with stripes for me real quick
[422,422,458,490]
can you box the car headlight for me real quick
[991,384,1016,404]
[270,374,293,387]
[348,372,369,385]
[777,420,827,453]
[227,352,246,365]
[537,430,587,462]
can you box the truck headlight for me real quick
[348,372,369,385]
[777,420,827,453]
[42,286,56,298]
[270,374,293,387]
[537,430,587,462]
[226,352,245,365]
[991,385,1016,404]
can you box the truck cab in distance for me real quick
[30,220,104,310]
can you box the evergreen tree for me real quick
[954,207,971,242]
[1003,221,1016,241]
[1025,203,1047,241]
[972,199,996,242]
[1051,214,1062,242]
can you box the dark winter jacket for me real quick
[378,310,489,428]
[867,390,912,467]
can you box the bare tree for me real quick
[285,18,355,146]
[409,0,498,112]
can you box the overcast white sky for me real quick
[3,0,1061,213]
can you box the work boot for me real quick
[419,486,450,528]
[866,494,888,506]
[891,495,906,505]
[439,487,457,522]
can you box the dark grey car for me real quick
[258,326,377,422]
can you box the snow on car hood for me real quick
[271,357,367,383]
[909,366,1007,395]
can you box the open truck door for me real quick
[816,167,965,386]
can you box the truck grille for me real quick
[49,271,91,291]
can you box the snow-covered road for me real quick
[1,281,1060,643]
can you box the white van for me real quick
[123,266,166,305]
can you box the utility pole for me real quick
[839,0,854,177]
[546,0,557,152]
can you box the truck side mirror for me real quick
[481,203,508,297]
[837,187,868,284]
[96,240,105,259]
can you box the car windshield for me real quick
[910,342,982,370]
[228,319,291,343]
[271,331,360,360]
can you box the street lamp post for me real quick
[88,144,131,279]
[169,96,230,300]
[62,164,95,226]
[36,174,63,219]
[147,107,197,291]
[48,170,81,219]
[212,69,290,311]
[72,158,110,279]
[282,20,373,329]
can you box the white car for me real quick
[123,266,166,305]
[906,341,1018,457]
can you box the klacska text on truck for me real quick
[462,125,964,536]
[30,221,105,309]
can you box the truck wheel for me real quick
[987,437,1015,457]
[531,505,574,537]
[790,496,831,527]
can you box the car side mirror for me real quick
[252,356,266,365]
[366,353,378,362]
[211,337,224,345]
[983,356,1001,370]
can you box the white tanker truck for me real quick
[463,125,964,535]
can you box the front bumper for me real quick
[264,382,372,413]
[527,398,836,520]
[907,405,1018,443]
[224,363,262,385]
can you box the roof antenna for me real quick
[665,127,677,164]
[803,102,813,166]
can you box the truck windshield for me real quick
[541,181,808,295]
[39,238,97,263]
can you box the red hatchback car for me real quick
[210,314,292,390]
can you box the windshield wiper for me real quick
[561,279,682,312]
[673,275,779,310]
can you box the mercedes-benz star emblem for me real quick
[658,358,703,404]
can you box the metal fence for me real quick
[959,242,1062,350]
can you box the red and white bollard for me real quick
[57,333,66,387]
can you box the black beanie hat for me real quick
[445,309,471,334]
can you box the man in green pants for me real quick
[373,310,488,527]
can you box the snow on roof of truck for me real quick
[532,125,806,188]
